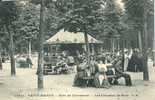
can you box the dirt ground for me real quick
[0,57,155,100]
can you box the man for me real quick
[94,59,111,88]
[127,49,140,72]
[124,51,130,71]
[67,56,75,66]
[26,57,33,68]
[0,57,2,70]
[113,56,132,86]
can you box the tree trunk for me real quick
[111,38,115,53]
[28,40,32,59]
[117,38,120,51]
[6,25,16,76]
[138,31,143,52]
[37,0,45,89]
[0,53,2,70]
[0,44,2,70]
[121,38,125,72]
[84,29,90,65]
[142,0,149,81]
[153,1,155,67]
[91,44,95,55]
[153,35,155,66]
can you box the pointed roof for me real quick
[45,29,102,44]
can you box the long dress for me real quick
[127,53,137,72]
[124,54,129,71]
[127,53,143,72]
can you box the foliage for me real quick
[0,0,153,53]
[48,0,126,40]
[0,1,19,75]
[123,0,153,30]
[100,0,125,38]
[123,0,143,30]
[56,0,105,33]
[0,1,19,53]
[0,1,19,24]
[123,0,154,48]
[44,1,61,38]
[13,3,40,52]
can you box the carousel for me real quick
[43,29,103,75]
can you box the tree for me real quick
[102,0,123,35]
[0,1,19,76]
[31,0,58,89]
[37,0,45,89]
[123,0,153,49]
[14,3,40,54]
[123,0,153,80]
[0,43,2,70]
[31,0,60,43]
[56,0,105,64]
[99,0,125,51]
[44,1,62,38]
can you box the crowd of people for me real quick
[75,47,155,87]
[74,49,134,88]
[77,48,148,73]
[1,48,153,88]
[49,48,149,74]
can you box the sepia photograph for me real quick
[0,0,154,100]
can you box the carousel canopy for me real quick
[45,29,102,44]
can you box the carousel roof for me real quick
[45,29,102,44]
